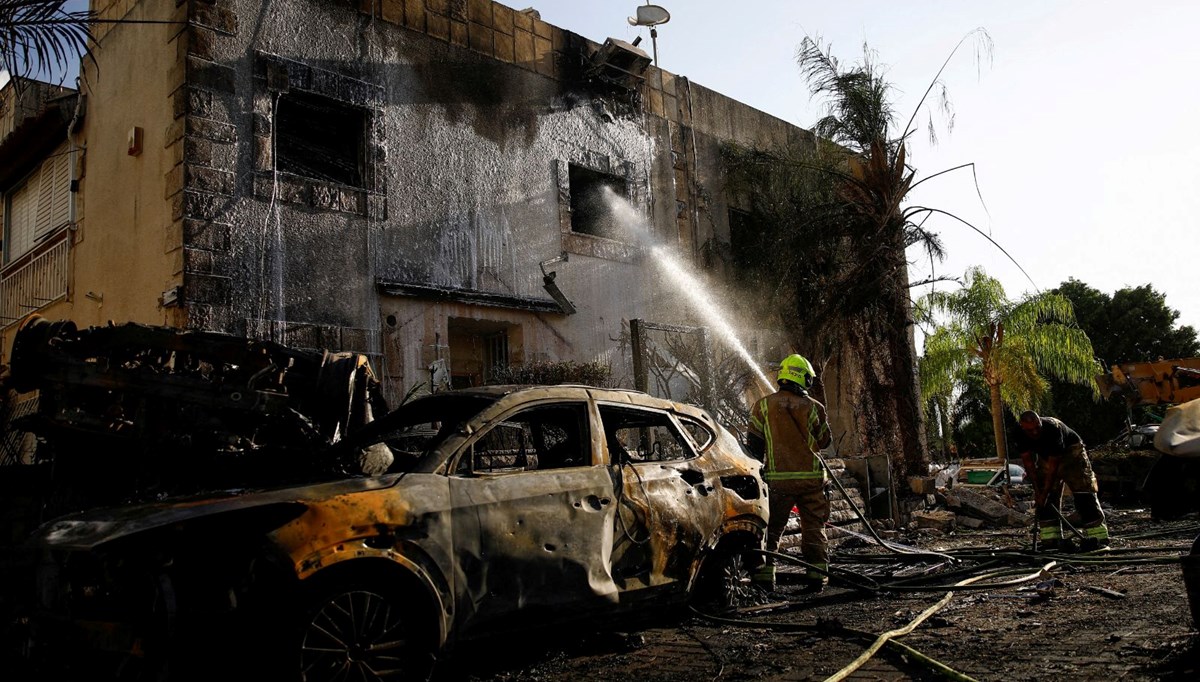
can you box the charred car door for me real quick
[600,404,720,595]
[447,400,620,631]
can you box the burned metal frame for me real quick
[1,316,389,508]
[21,384,766,679]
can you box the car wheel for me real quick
[693,545,764,614]
[299,579,434,682]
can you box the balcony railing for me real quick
[1,232,68,330]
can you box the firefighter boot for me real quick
[798,565,828,593]
[751,563,776,592]
[1079,524,1111,552]
[1039,537,1077,553]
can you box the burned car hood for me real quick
[35,475,401,551]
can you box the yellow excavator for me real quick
[1095,357,1200,408]
[1095,357,1200,519]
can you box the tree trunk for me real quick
[989,381,1008,463]
[890,254,929,478]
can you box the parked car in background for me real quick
[938,461,1027,488]
[987,463,1027,487]
[28,385,767,681]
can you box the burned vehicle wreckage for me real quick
[0,316,768,680]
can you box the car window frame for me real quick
[448,399,595,477]
[674,413,716,453]
[596,402,700,464]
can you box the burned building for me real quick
[0,1,922,476]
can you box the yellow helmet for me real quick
[777,354,815,388]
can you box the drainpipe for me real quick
[66,77,84,229]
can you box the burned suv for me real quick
[7,320,767,680]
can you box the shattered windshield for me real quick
[366,394,499,471]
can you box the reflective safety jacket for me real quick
[748,387,832,482]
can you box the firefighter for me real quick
[1014,410,1110,552]
[746,354,832,592]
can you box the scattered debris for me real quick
[958,516,986,530]
[941,486,1031,527]
[912,510,957,533]
[1084,585,1128,600]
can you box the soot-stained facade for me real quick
[140,0,817,407]
[1,0,922,469]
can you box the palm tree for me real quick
[792,35,989,478]
[722,32,998,482]
[1,1,92,83]
[918,266,1098,463]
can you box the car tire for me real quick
[297,573,435,682]
[692,543,761,614]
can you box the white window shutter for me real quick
[37,156,58,237]
[5,148,72,263]
[48,152,72,233]
[7,171,38,260]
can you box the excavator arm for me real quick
[1095,357,1200,521]
[1095,357,1200,408]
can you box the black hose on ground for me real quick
[814,451,959,564]
[688,606,981,682]
[692,562,1057,682]
[751,549,1063,594]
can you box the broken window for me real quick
[600,405,695,463]
[466,403,590,473]
[728,208,765,274]
[677,416,715,452]
[568,164,627,239]
[276,91,366,188]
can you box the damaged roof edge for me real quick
[377,279,568,314]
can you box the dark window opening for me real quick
[484,331,510,381]
[276,91,366,187]
[729,207,766,272]
[568,164,627,239]
[448,318,520,388]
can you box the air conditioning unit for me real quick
[589,38,652,87]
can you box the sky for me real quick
[528,0,1200,336]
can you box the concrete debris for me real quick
[940,487,1032,527]
[912,510,957,533]
[958,516,986,530]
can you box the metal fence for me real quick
[1,233,68,330]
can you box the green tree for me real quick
[918,267,1098,462]
[950,365,998,459]
[1055,279,1199,365]
[1048,278,1199,444]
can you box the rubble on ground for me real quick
[779,459,1036,547]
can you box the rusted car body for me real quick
[30,385,767,679]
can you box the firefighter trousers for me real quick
[1035,443,1109,543]
[763,478,829,579]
